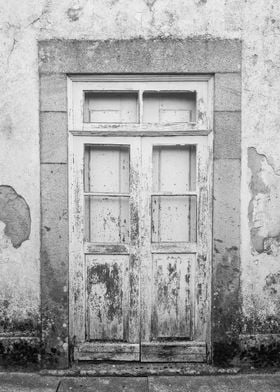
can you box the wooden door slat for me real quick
[75,343,139,361]
[141,342,206,363]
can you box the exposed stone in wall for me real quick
[239,141,280,366]
[248,147,280,255]
[0,186,31,248]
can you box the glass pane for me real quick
[84,196,129,243]
[84,145,130,193]
[153,146,196,192]
[152,196,197,243]
[143,92,196,123]
[84,92,138,123]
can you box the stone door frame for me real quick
[39,38,241,368]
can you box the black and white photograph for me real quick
[0,0,279,390]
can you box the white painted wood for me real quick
[70,125,211,136]
[143,92,196,123]
[141,341,206,362]
[151,242,197,254]
[68,77,213,362]
[193,138,212,341]
[74,343,139,361]
[84,92,138,123]
[153,253,194,338]
[140,135,210,361]
[153,145,196,192]
[84,242,130,254]
[85,145,130,193]
[70,136,142,359]
[69,134,85,343]
[69,75,213,131]
[84,145,130,243]
[151,145,197,243]
[70,134,211,360]
[69,75,212,82]
[86,254,128,340]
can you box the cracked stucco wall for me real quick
[241,0,280,343]
[0,0,279,366]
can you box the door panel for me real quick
[71,137,141,361]
[84,91,138,123]
[85,195,130,243]
[151,195,197,243]
[86,254,129,341]
[140,136,210,362]
[142,92,196,123]
[152,145,196,192]
[70,135,211,363]
[151,253,194,339]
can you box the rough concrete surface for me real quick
[0,373,280,392]
[0,373,59,392]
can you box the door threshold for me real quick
[74,341,207,362]
[40,362,241,377]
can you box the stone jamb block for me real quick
[40,112,68,164]
[40,73,67,112]
[214,112,241,159]
[40,163,68,368]
[214,73,241,112]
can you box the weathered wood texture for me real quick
[86,255,128,341]
[69,137,141,360]
[151,254,194,339]
[74,343,139,361]
[141,342,206,362]
[84,92,138,123]
[71,134,211,362]
[140,136,211,361]
[69,76,212,362]
[69,76,211,131]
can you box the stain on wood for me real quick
[151,254,194,340]
[86,256,126,341]
[141,341,206,362]
[69,78,212,363]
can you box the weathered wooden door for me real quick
[68,75,213,363]
[70,134,211,362]
[70,137,141,361]
[140,136,211,362]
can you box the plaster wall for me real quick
[0,0,280,366]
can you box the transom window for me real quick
[69,75,212,131]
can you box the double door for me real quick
[69,134,211,362]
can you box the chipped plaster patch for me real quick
[248,147,280,254]
[0,185,31,249]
